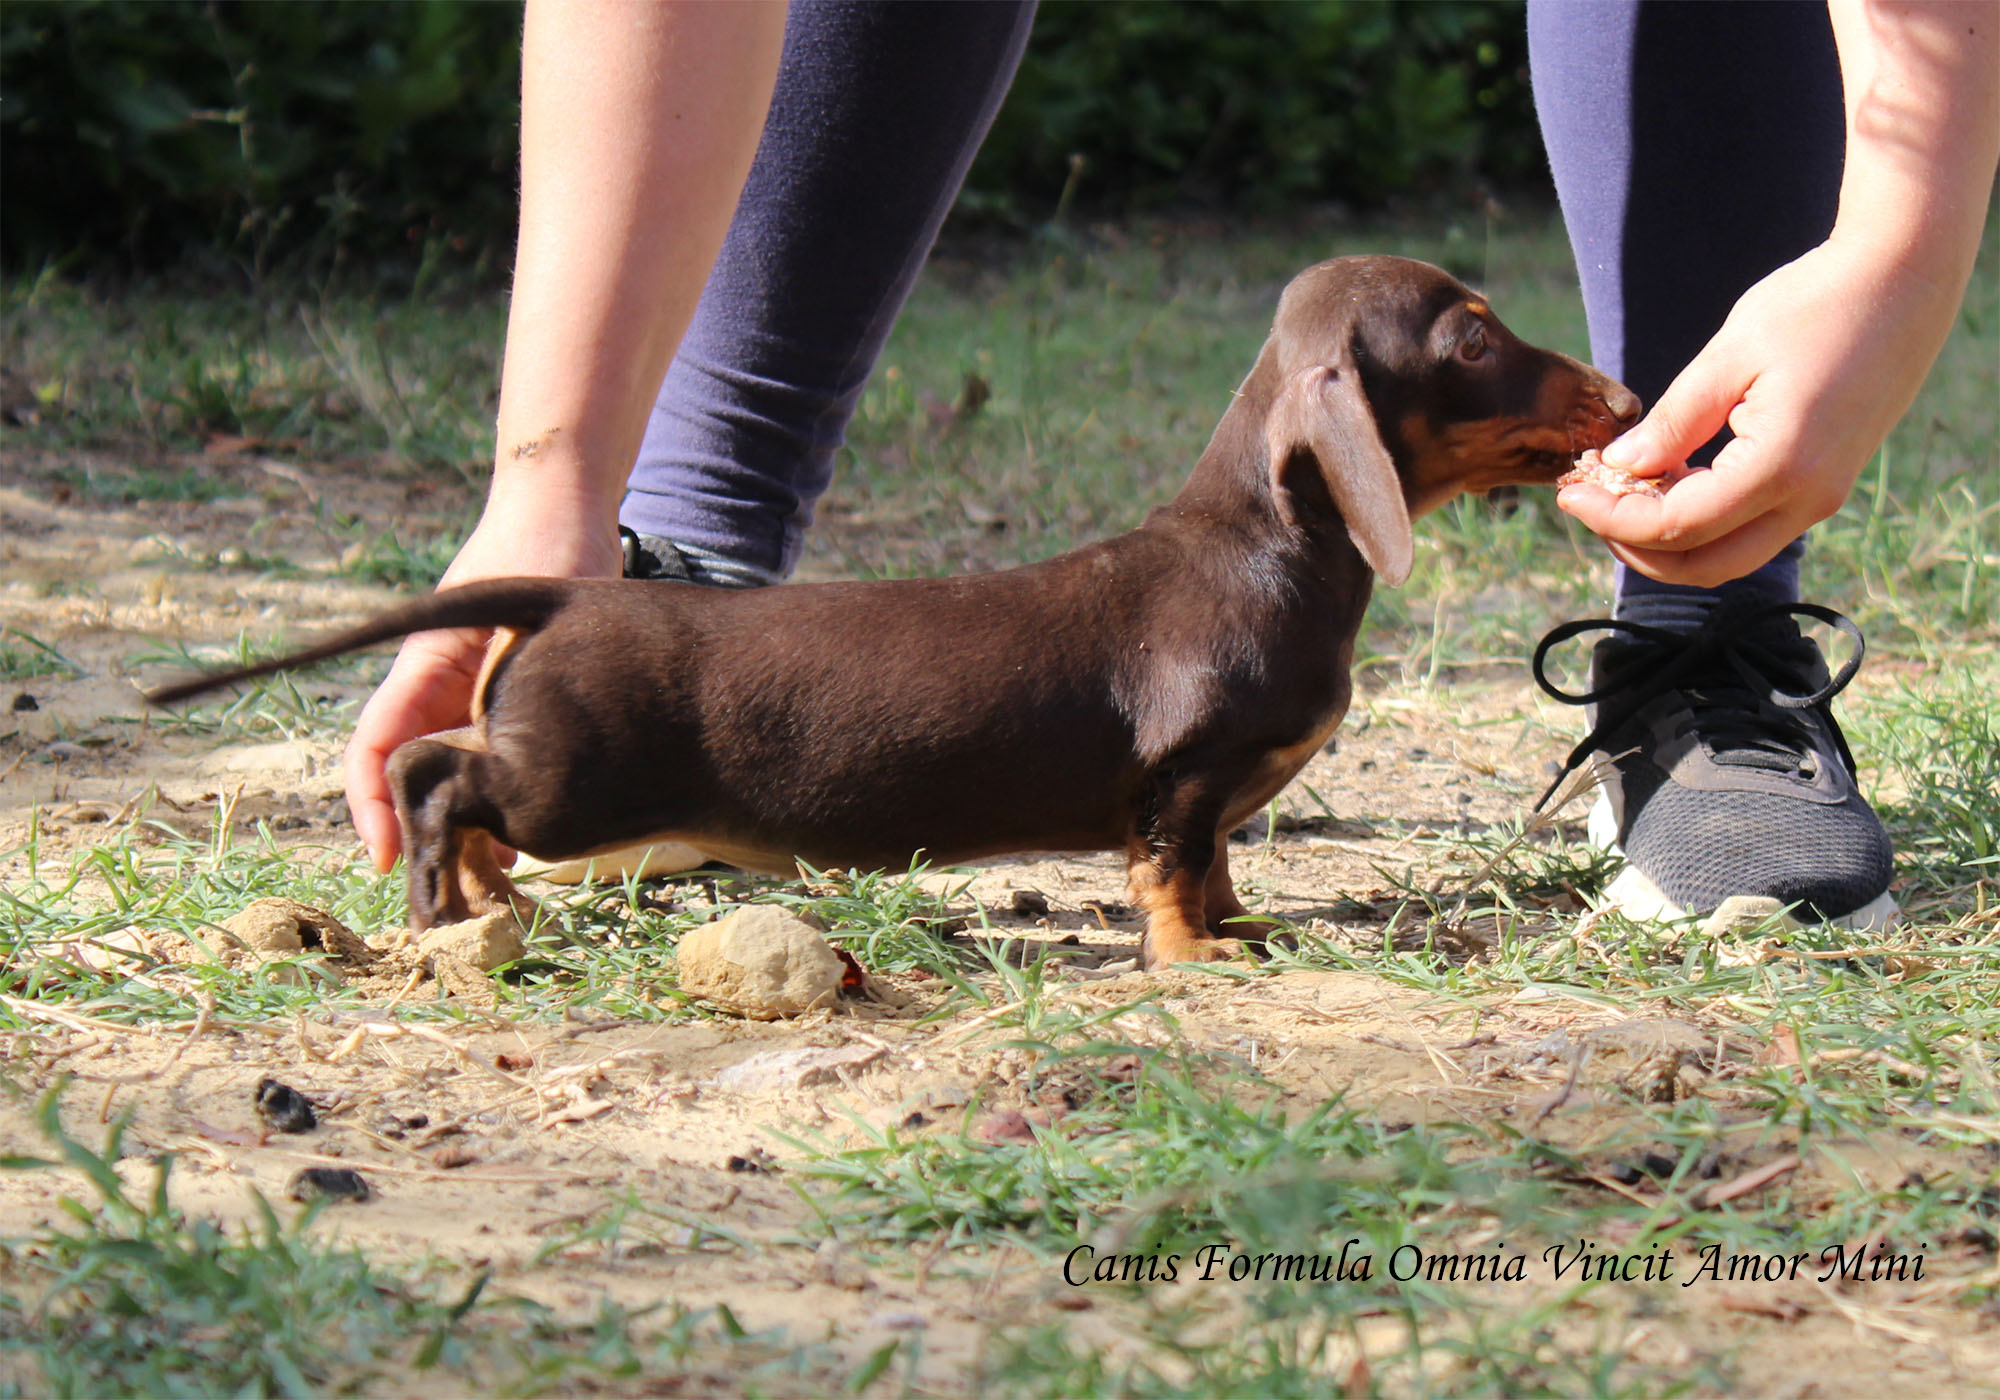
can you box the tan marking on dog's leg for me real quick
[1205,843,1283,942]
[455,828,533,923]
[1129,848,1239,969]
[1202,847,1257,939]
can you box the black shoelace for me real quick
[1530,600,1865,813]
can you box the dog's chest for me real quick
[1230,691,1351,818]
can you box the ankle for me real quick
[620,528,780,588]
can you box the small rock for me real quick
[417,912,525,973]
[66,927,152,974]
[128,535,182,565]
[254,1077,318,1134]
[813,1240,873,1290]
[1010,888,1051,918]
[866,1310,928,1332]
[224,898,373,962]
[675,906,842,1019]
[975,1110,1038,1144]
[1698,896,1801,942]
[221,898,371,987]
[288,1167,371,1204]
[712,1043,883,1094]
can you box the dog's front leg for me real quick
[455,828,535,924]
[1200,836,1248,936]
[1128,772,1250,970]
[1201,845,1269,942]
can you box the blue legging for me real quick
[620,0,1843,601]
[1531,0,1842,605]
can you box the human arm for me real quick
[1558,0,2000,587]
[342,0,785,869]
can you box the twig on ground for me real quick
[1695,1152,1802,1209]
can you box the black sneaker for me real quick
[1531,595,1896,929]
[621,526,780,589]
[620,526,699,582]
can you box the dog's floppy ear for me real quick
[1264,362,1414,585]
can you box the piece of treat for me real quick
[1559,448,1690,498]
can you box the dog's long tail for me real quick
[145,577,579,706]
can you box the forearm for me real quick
[492,0,785,525]
[1827,0,2000,294]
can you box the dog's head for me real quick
[1261,255,1639,584]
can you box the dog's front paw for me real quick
[1140,932,1253,972]
[1210,914,1282,945]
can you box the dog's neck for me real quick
[1160,347,1400,593]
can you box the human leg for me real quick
[1528,0,1894,925]
[619,0,1036,586]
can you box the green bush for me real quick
[0,0,1541,276]
[1,0,524,274]
[969,0,1539,221]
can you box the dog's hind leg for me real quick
[386,731,527,930]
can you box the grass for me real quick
[0,1085,859,1397]
[2,202,1996,1395]
[127,634,372,744]
[0,629,77,683]
[5,263,504,473]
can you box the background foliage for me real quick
[1,0,527,276]
[1,0,1543,276]
[967,0,1539,221]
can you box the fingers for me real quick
[1600,528,1802,590]
[340,495,625,874]
[341,631,488,872]
[1559,466,1820,587]
[342,711,402,873]
[1557,443,1774,551]
[1599,336,1745,478]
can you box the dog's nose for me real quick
[1603,382,1642,426]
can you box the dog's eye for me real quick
[1459,326,1487,362]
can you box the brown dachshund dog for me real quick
[151,256,1638,969]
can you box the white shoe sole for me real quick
[1585,793,1899,931]
[510,840,711,886]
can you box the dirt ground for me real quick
[4,444,1996,1395]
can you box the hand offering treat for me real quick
[1559,448,1690,498]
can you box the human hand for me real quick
[1556,237,1966,587]
[341,485,622,870]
